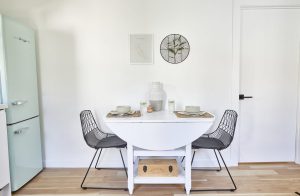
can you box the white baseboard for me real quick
[296,141,300,164]
[44,159,125,168]
[44,158,237,168]
[44,148,237,168]
[296,128,300,164]
[191,159,236,168]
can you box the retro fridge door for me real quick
[7,116,42,191]
[2,16,39,124]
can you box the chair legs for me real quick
[119,149,128,177]
[81,149,98,189]
[81,149,128,191]
[95,148,128,178]
[95,148,103,169]
[191,150,196,166]
[191,150,237,192]
[95,148,102,170]
[182,149,222,171]
[212,149,222,171]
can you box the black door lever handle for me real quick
[239,94,253,100]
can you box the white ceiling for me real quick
[0,0,48,12]
[0,0,65,27]
[0,0,57,20]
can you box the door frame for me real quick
[297,43,300,164]
[232,0,300,164]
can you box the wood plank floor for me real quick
[13,163,300,196]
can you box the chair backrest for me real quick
[210,110,238,148]
[80,110,107,148]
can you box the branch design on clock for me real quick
[160,34,190,64]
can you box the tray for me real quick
[106,110,141,118]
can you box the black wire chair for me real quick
[80,110,127,190]
[191,110,238,192]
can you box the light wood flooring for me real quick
[13,163,300,196]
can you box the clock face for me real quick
[160,34,190,64]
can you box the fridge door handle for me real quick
[11,100,28,106]
[14,127,29,135]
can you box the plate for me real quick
[110,111,120,115]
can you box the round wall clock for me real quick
[160,34,190,64]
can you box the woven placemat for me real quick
[106,110,141,118]
[174,194,295,196]
[16,194,129,196]
[174,111,213,118]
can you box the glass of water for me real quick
[168,99,175,112]
[140,101,148,114]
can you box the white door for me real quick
[240,8,300,162]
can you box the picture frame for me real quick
[129,34,153,65]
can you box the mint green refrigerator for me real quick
[0,15,43,191]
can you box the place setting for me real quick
[174,106,214,118]
[106,105,141,118]
[106,82,214,120]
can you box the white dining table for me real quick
[104,111,215,195]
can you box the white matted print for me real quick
[130,34,153,64]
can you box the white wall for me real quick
[0,0,236,167]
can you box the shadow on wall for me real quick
[35,29,82,167]
[29,0,129,167]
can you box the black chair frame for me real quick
[181,141,222,172]
[94,147,127,171]
[80,110,128,191]
[190,110,238,192]
[190,149,236,192]
[80,148,128,191]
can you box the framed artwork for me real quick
[130,34,153,64]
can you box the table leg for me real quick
[185,143,191,195]
[127,144,134,195]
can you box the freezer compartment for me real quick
[7,116,43,191]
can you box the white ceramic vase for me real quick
[149,82,164,111]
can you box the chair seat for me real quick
[192,137,226,150]
[96,136,127,148]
